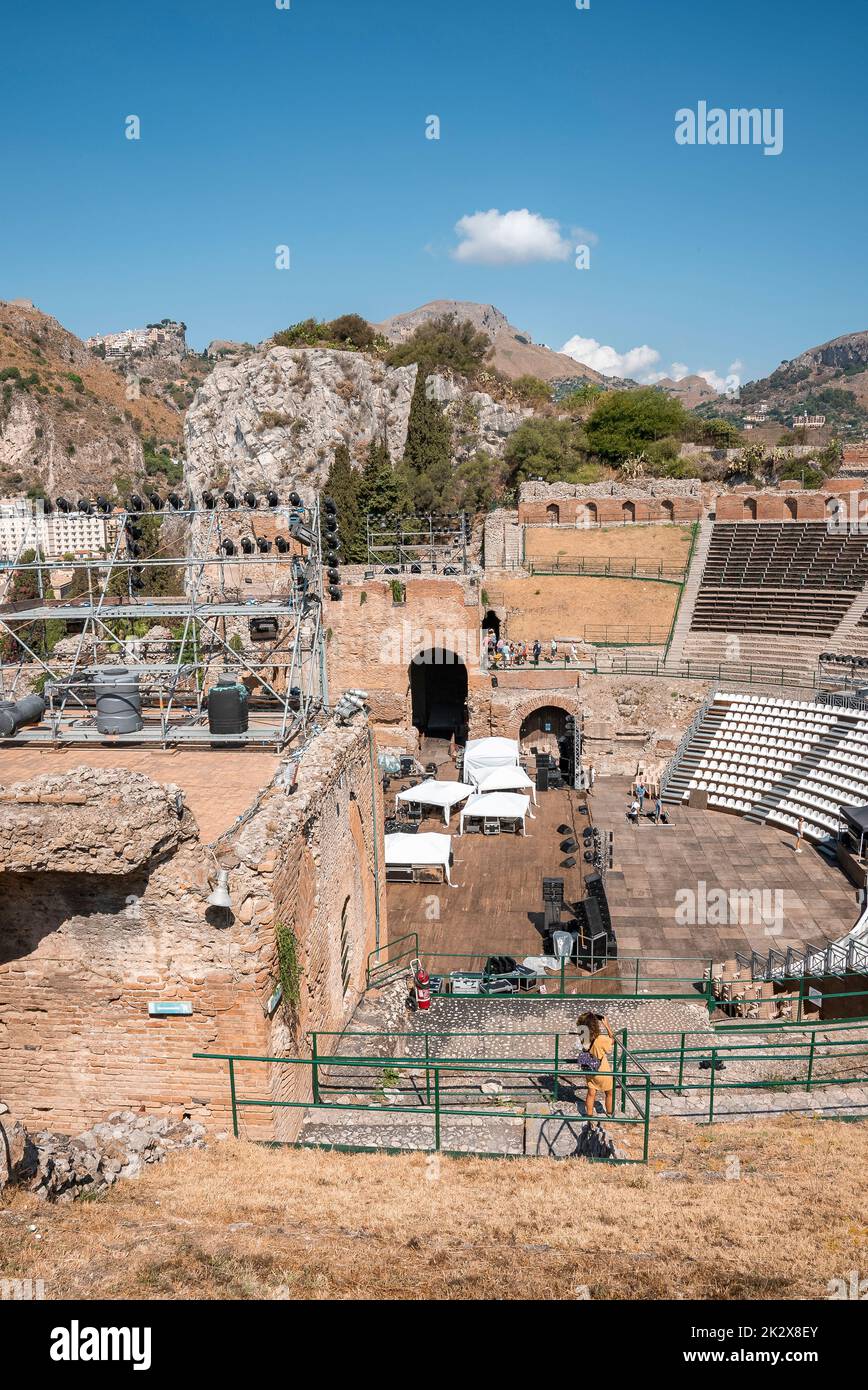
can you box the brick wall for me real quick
[518,496,701,525]
[0,722,386,1140]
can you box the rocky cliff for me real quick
[185,347,535,494]
[0,300,184,497]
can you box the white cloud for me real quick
[560,335,744,395]
[561,335,660,379]
[452,208,572,265]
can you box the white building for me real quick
[0,498,117,561]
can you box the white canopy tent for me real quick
[477,764,538,805]
[384,832,454,885]
[462,737,520,791]
[395,779,474,824]
[458,792,533,835]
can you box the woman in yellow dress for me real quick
[577,1011,615,1116]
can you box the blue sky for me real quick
[1,0,866,389]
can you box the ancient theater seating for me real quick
[690,522,868,637]
[662,691,868,842]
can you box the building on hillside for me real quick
[0,497,117,560]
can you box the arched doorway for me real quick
[660,499,674,521]
[546,502,560,524]
[584,501,598,526]
[519,704,570,759]
[409,648,468,744]
[785,497,798,519]
[622,500,636,522]
[745,497,758,519]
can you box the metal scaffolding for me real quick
[365,512,470,574]
[0,497,331,748]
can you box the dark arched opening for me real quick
[660,499,674,521]
[519,704,569,755]
[785,497,798,520]
[745,497,758,519]
[409,648,468,744]
[519,705,576,783]
[482,609,500,643]
[546,503,560,524]
[622,500,636,522]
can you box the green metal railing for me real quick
[192,1046,653,1162]
[528,557,688,582]
[366,940,717,1001]
[194,1019,868,1162]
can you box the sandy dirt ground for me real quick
[489,574,680,643]
[524,523,693,568]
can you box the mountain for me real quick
[376,300,605,384]
[0,299,186,499]
[701,328,868,432]
[655,374,720,409]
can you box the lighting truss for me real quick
[365,512,470,574]
[0,497,331,748]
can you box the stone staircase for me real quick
[664,516,715,664]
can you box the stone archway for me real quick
[546,502,560,524]
[622,500,636,522]
[519,704,572,758]
[745,496,758,519]
[408,647,469,743]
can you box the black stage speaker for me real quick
[542,877,564,903]
[536,765,550,792]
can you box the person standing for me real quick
[532,638,541,667]
[653,794,663,823]
[577,1011,616,1116]
[635,780,647,812]
[795,815,804,854]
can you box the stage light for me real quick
[265,490,279,508]
[224,491,238,508]
[128,494,144,512]
[202,490,216,509]
[275,535,290,553]
[220,539,236,556]
[240,537,255,554]
[288,491,302,507]
[287,517,315,547]
[167,493,184,510]
[56,496,71,513]
[78,498,93,514]
[256,537,272,553]
[96,495,111,514]
[243,490,257,509]
[147,492,164,510]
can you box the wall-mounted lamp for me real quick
[207,869,232,910]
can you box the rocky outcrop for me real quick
[184,347,536,494]
[0,1109,205,1201]
[427,372,533,460]
[185,347,418,495]
[0,767,196,873]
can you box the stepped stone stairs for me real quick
[664,516,715,665]
[297,990,868,1155]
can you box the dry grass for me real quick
[2,1118,866,1300]
[490,575,679,643]
[525,523,693,567]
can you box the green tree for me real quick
[357,437,406,518]
[326,314,375,350]
[321,443,364,562]
[402,372,454,511]
[585,388,691,463]
[512,375,551,406]
[385,314,491,378]
[503,416,596,484]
